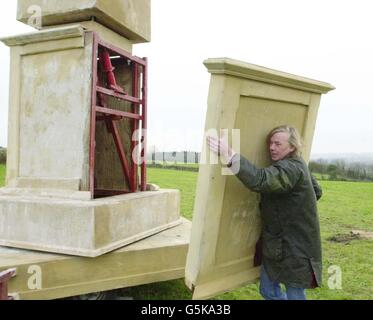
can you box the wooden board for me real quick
[0,218,191,300]
[185,58,334,299]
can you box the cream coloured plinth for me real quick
[185,58,335,299]
[0,218,190,300]
[0,26,137,192]
[1,26,95,192]
[17,0,151,43]
[0,25,182,258]
[54,21,134,52]
[0,189,181,257]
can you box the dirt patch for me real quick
[328,230,373,244]
[351,230,373,239]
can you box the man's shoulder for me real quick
[274,157,310,179]
[276,156,305,168]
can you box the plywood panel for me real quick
[185,58,334,299]
[94,60,136,192]
[19,48,92,181]
[215,98,307,266]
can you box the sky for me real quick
[1,0,373,155]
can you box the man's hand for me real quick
[206,136,237,164]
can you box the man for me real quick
[207,125,323,300]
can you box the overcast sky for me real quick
[1,0,372,155]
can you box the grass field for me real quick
[126,168,373,300]
[1,164,372,300]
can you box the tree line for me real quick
[309,159,373,182]
[0,147,6,164]
[148,151,201,164]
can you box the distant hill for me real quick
[146,151,373,165]
[311,153,373,165]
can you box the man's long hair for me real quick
[267,125,303,157]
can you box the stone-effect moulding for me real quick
[204,58,336,94]
[16,0,151,43]
[0,189,181,257]
[0,25,182,258]
[0,218,191,300]
[185,57,335,299]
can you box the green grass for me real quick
[0,164,5,187]
[150,162,200,168]
[308,180,373,300]
[1,165,372,300]
[312,172,328,180]
[121,168,373,300]
[147,168,198,220]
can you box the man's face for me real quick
[269,132,295,161]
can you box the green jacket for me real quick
[230,154,323,288]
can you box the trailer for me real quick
[0,218,191,300]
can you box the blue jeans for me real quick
[260,266,306,300]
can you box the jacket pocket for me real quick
[262,230,283,261]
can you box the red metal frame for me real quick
[89,33,98,196]
[99,49,126,94]
[131,63,139,192]
[0,269,16,300]
[96,86,141,104]
[89,33,148,198]
[141,58,148,191]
